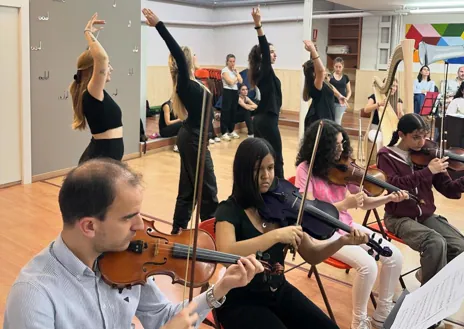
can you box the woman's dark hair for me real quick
[295,119,352,179]
[387,113,430,146]
[232,138,275,209]
[248,43,273,88]
[453,81,464,99]
[302,60,316,102]
[417,65,431,82]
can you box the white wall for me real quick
[359,16,380,70]
[141,1,215,66]
[213,3,330,70]
[142,1,331,69]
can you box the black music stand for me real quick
[383,289,409,329]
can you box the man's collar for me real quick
[51,234,95,279]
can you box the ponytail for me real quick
[302,60,315,102]
[388,130,400,146]
[389,113,430,146]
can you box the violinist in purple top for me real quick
[213,137,368,329]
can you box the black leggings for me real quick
[216,281,339,329]
[172,124,218,230]
[159,121,182,138]
[253,112,284,178]
[78,137,124,165]
[221,89,239,134]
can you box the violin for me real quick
[259,178,392,260]
[411,139,464,171]
[328,156,424,204]
[98,218,272,290]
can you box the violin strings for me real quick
[137,242,242,263]
[173,244,241,262]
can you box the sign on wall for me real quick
[405,23,464,64]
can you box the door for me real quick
[0,5,21,186]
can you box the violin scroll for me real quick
[366,233,392,261]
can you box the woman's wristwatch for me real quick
[206,284,226,308]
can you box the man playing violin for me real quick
[295,119,409,329]
[3,158,264,329]
[377,113,464,329]
[214,137,369,329]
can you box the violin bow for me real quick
[183,84,214,302]
[291,120,324,261]
[324,80,350,110]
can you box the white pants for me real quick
[324,223,403,327]
[368,125,383,151]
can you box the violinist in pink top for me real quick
[295,119,408,329]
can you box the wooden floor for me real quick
[1,125,463,329]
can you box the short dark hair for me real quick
[232,138,275,210]
[58,158,143,225]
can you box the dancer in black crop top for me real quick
[70,14,124,164]
[248,7,284,178]
[143,8,219,234]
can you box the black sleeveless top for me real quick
[158,100,176,131]
[82,90,122,134]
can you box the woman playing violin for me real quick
[377,113,464,286]
[295,119,408,329]
[214,137,368,329]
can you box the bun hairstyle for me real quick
[388,113,429,146]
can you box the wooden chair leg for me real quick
[311,265,337,323]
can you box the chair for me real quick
[198,218,224,329]
[285,176,376,324]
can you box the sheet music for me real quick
[391,252,464,329]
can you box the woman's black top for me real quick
[368,93,403,125]
[82,90,122,134]
[155,21,207,130]
[307,83,335,121]
[330,74,350,104]
[254,35,282,117]
[215,197,286,297]
[158,100,176,131]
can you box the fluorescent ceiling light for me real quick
[405,2,463,8]
[409,7,464,13]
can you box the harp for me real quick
[363,39,414,164]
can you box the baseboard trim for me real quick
[32,152,141,182]
[0,181,22,189]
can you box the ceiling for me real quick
[326,0,464,11]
